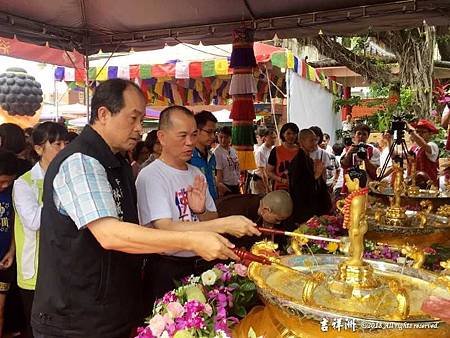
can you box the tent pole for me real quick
[84,41,90,124]
[286,68,291,123]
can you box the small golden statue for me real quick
[332,175,379,296]
[342,175,369,267]
[385,163,408,226]
[407,158,420,196]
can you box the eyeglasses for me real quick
[200,129,216,136]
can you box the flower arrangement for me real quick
[136,262,257,338]
[291,215,346,254]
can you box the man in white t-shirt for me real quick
[214,126,240,197]
[310,126,332,180]
[136,105,260,305]
[251,129,276,194]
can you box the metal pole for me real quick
[53,78,58,122]
[286,68,291,123]
[84,37,90,124]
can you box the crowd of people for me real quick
[0,78,448,337]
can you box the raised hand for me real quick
[187,175,207,214]
[187,231,239,261]
[313,159,325,179]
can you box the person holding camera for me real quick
[340,124,381,193]
[407,119,440,186]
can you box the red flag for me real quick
[129,65,140,79]
[152,63,175,78]
[189,62,202,78]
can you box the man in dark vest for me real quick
[31,79,240,338]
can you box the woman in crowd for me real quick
[140,130,162,170]
[131,141,151,179]
[214,126,240,197]
[267,123,299,191]
[0,123,33,176]
[13,121,68,338]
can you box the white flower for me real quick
[213,330,232,338]
[149,314,166,337]
[201,269,217,286]
[160,331,170,338]
[166,301,185,318]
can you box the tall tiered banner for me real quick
[228,28,258,170]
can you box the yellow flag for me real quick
[286,51,295,69]
[215,59,229,75]
[96,66,108,81]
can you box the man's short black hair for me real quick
[310,126,324,144]
[354,124,371,136]
[332,143,345,156]
[0,149,18,176]
[255,126,268,137]
[159,105,194,130]
[195,110,218,129]
[218,126,232,137]
[279,123,299,142]
[89,79,144,125]
[132,140,148,161]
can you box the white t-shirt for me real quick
[254,144,272,177]
[425,142,439,162]
[136,159,217,256]
[325,144,333,155]
[214,145,240,186]
[334,155,344,189]
[310,148,332,169]
[342,120,353,132]
[342,144,381,168]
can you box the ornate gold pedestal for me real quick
[233,303,450,338]
[328,263,380,298]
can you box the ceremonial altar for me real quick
[137,176,450,338]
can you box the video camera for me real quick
[390,115,407,143]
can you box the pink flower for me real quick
[167,301,185,319]
[149,314,167,337]
[234,263,247,277]
[136,327,156,338]
[161,291,178,304]
[423,247,437,255]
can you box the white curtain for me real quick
[288,71,341,144]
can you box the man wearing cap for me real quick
[407,119,440,186]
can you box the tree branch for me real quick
[303,35,397,85]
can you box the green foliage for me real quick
[334,96,361,113]
[432,126,450,158]
[364,83,414,132]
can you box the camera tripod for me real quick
[377,129,410,180]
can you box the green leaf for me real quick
[235,305,247,317]
[239,282,256,292]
